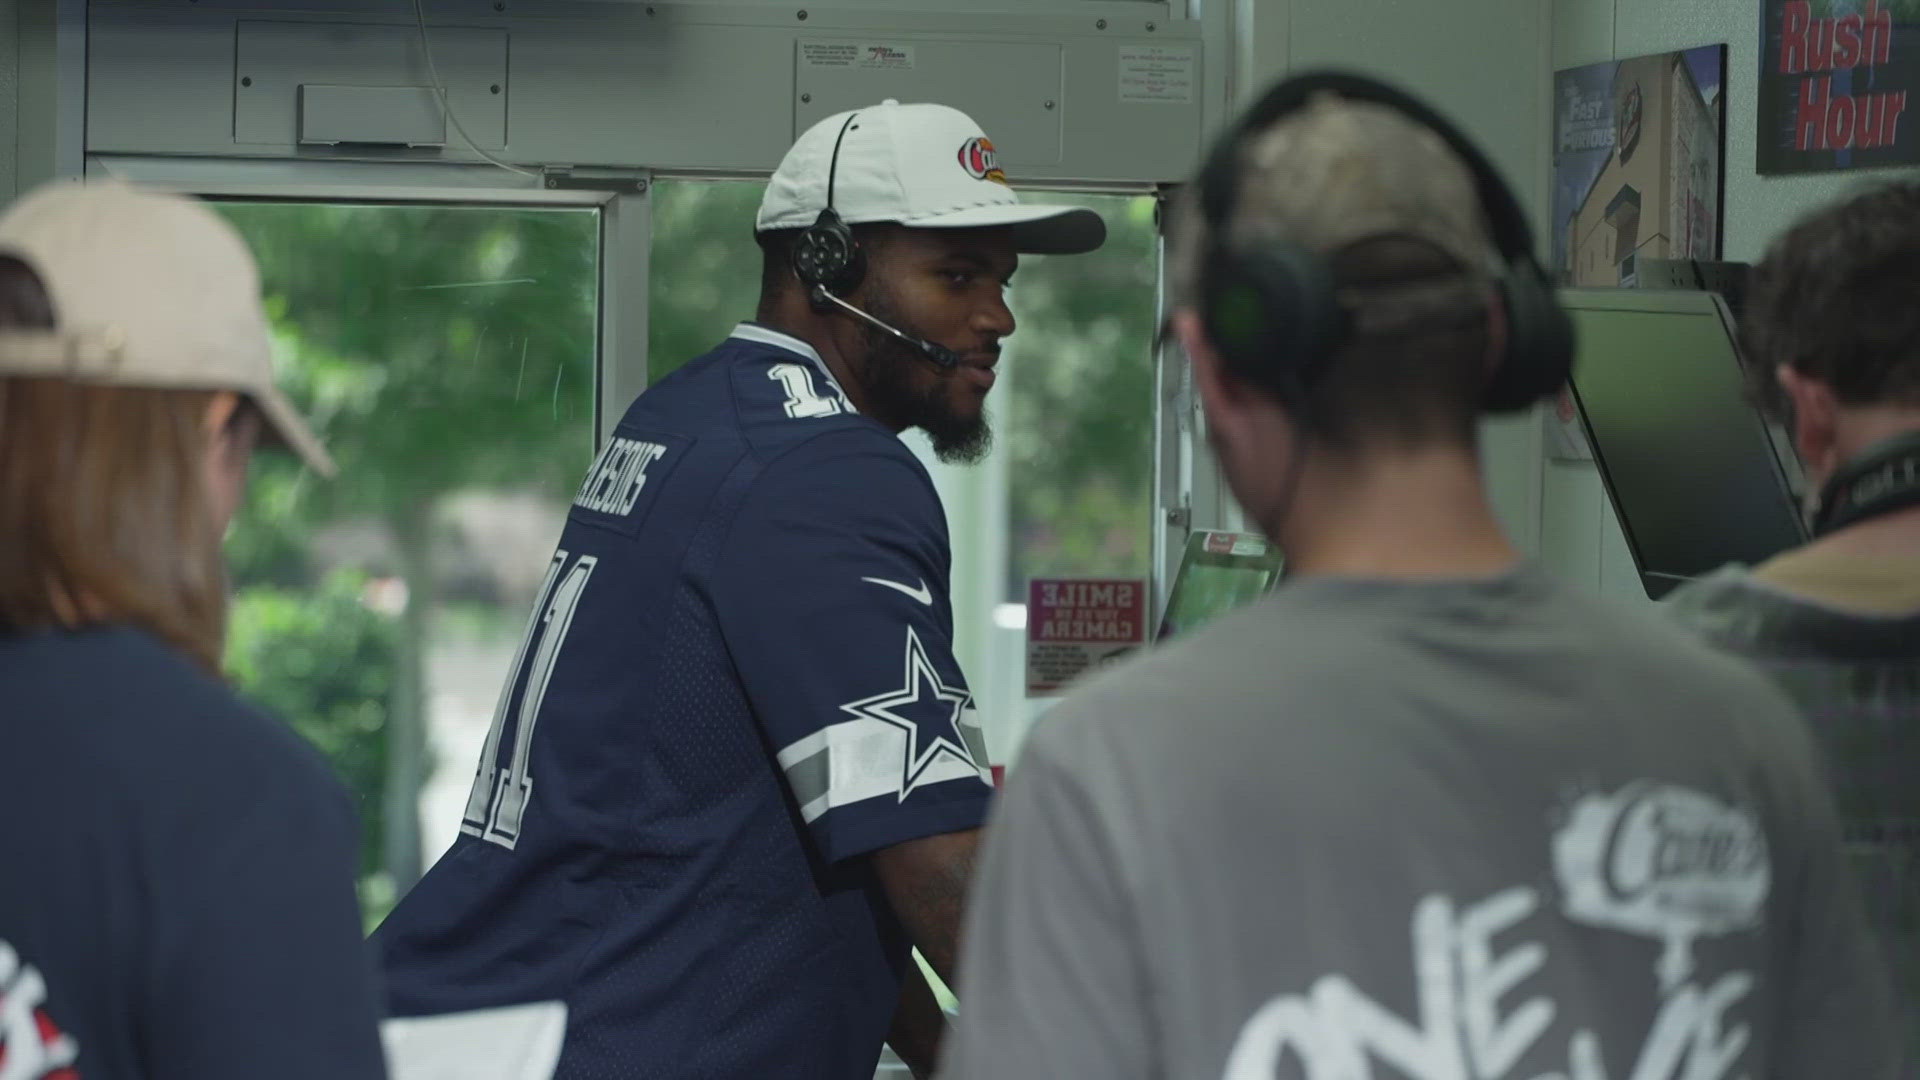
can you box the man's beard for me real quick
[855,291,993,464]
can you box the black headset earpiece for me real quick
[1198,240,1345,413]
[1195,70,1574,416]
[793,208,867,305]
[792,114,869,309]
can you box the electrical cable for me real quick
[412,0,540,179]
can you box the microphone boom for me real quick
[811,286,962,369]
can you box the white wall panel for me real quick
[86,2,1215,184]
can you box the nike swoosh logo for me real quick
[862,576,933,606]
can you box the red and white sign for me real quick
[1025,578,1148,697]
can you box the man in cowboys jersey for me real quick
[374,100,1105,1079]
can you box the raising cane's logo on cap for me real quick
[958,137,1007,185]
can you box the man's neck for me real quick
[757,303,876,419]
[1795,504,1920,561]
[1796,417,1920,561]
[1270,448,1520,579]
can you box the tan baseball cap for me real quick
[0,180,334,476]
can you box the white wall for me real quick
[11,0,82,198]
[1545,0,1920,601]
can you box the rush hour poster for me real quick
[1759,0,1919,173]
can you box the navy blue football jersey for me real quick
[375,324,994,1078]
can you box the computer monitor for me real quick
[1561,288,1808,599]
[1156,531,1285,641]
[1633,258,1752,324]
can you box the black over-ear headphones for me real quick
[1195,71,1575,416]
[792,112,868,303]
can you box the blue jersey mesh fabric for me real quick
[375,326,993,1078]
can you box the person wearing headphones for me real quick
[941,76,1896,1079]
[1667,183,1920,1063]
[374,101,1104,1078]
[0,182,387,1077]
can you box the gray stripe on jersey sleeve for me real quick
[960,720,990,773]
[785,748,832,809]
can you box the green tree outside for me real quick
[219,203,600,894]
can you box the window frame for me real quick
[84,154,649,447]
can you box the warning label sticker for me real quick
[1026,578,1148,697]
[801,41,917,71]
[1119,45,1196,104]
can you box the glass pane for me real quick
[648,180,769,385]
[215,202,600,925]
[1000,193,1159,597]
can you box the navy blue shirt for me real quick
[0,625,388,1080]
[376,326,995,1078]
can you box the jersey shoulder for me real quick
[618,328,881,440]
[722,340,880,449]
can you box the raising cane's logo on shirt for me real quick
[1221,782,1772,1080]
[0,941,80,1079]
[1552,782,1770,991]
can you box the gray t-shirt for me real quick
[943,565,1896,1080]
[1668,560,1920,1055]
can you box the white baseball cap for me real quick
[757,101,1107,255]
[0,180,334,476]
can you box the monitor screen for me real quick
[1562,288,1808,598]
[1156,531,1285,641]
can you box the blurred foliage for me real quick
[225,570,397,881]
[216,203,600,527]
[1001,193,1159,597]
[216,202,601,890]
[649,181,769,385]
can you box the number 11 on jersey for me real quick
[461,549,599,850]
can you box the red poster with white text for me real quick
[1025,578,1147,697]
[1759,0,1918,173]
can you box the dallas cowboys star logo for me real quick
[840,626,979,800]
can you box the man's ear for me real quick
[1177,308,1261,451]
[1778,364,1841,476]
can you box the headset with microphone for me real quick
[790,112,963,370]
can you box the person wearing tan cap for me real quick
[942,74,1897,1079]
[0,181,386,1079]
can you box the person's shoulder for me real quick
[0,627,345,805]
[1662,564,1766,642]
[1020,593,1322,763]
[0,625,238,725]
[740,420,940,522]
[1540,570,1784,692]
[700,328,865,437]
